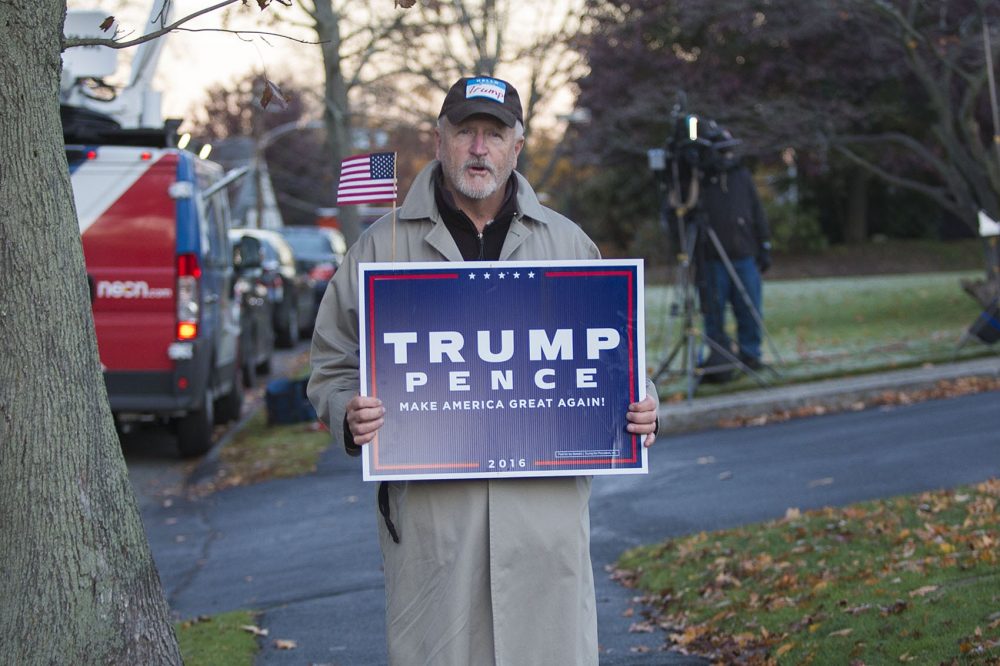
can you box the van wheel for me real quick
[215,364,244,424]
[176,391,214,458]
[242,357,257,388]
[277,305,299,348]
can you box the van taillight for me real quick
[176,253,201,340]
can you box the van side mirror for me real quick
[233,236,262,270]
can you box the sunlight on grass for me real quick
[191,410,331,494]
[177,610,258,666]
[221,410,330,480]
[616,479,1000,664]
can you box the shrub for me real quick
[765,200,828,253]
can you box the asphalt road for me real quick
[129,374,999,665]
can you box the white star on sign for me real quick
[528,271,535,278]
[468,272,476,279]
[513,272,520,278]
[498,272,506,279]
[483,272,491,279]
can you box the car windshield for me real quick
[283,233,333,255]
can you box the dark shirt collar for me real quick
[433,167,518,261]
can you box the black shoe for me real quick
[698,354,734,383]
[739,354,763,371]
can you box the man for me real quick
[308,76,658,665]
[697,132,772,377]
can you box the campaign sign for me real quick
[358,259,647,481]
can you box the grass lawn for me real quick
[176,610,258,665]
[616,479,1000,664]
[191,409,331,494]
[645,271,995,400]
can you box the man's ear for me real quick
[513,136,525,158]
[434,126,443,161]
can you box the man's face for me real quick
[436,116,524,201]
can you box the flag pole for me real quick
[391,151,398,262]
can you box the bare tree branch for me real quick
[173,27,323,44]
[834,144,964,219]
[834,131,952,174]
[63,0,241,50]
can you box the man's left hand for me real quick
[757,242,773,274]
[626,395,659,448]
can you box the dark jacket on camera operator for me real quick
[700,163,771,270]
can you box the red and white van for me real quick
[67,134,246,457]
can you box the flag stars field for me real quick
[464,271,534,281]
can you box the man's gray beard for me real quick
[452,157,515,200]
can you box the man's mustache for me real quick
[463,159,497,176]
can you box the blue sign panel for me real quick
[359,260,647,481]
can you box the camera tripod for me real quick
[651,179,784,400]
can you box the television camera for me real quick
[645,96,780,396]
[647,105,741,188]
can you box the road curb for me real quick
[659,357,1000,434]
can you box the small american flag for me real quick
[336,152,397,205]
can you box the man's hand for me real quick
[757,241,773,274]
[346,395,385,446]
[626,395,659,448]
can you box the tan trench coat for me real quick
[308,162,654,666]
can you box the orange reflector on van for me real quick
[177,322,198,340]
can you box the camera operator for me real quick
[697,127,772,378]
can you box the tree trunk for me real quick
[844,169,869,244]
[0,2,181,663]
[313,1,362,245]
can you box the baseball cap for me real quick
[439,76,523,128]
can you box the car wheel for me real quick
[176,389,215,458]
[215,361,244,424]
[242,355,258,388]
[277,302,299,348]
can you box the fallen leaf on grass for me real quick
[241,625,269,637]
[776,642,795,656]
[629,621,656,633]
[908,585,938,598]
[829,628,853,637]
[842,603,873,615]
[273,639,297,650]
[785,507,801,520]
[879,600,908,616]
[669,625,710,646]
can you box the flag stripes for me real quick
[336,152,397,205]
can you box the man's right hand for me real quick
[345,395,384,445]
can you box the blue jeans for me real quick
[701,256,763,360]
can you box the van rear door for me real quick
[72,146,178,372]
